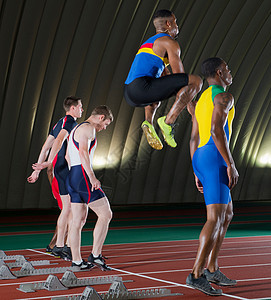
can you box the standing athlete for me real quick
[186,57,238,296]
[29,96,83,259]
[124,9,202,150]
[66,105,113,270]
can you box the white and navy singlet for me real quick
[66,122,106,204]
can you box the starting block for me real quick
[51,286,102,300]
[0,258,51,269]
[17,270,131,293]
[0,261,99,279]
[51,278,183,299]
[0,250,26,262]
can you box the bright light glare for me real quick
[258,153,271,167]
[93,154,119,170]
[93,156,107,168]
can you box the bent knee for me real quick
[188,74,203,91]
[102,208,113,223]
[105,209,113,222]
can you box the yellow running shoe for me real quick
[141,120,163,150]
[157,116,177,148]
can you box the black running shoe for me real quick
[71,260,94,271]
[46,245,53,253]
[62,245,72,261]
[186,273,223,296]
[204,268,237,286]
[51,246,64,258]
[88,254,112,271]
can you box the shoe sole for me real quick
[142,125,163,150]
[208,279,237,286]
[186,283,222,296]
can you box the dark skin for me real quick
[144,14,202,125]
[189,61,239,278]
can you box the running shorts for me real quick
[124,73,189,107]
[192,144,231,205]
[66,165,106,204]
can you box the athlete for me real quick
[29,96,83,259]
[186,58,239,296]
[124,9,202,150]
[66,105,113,270]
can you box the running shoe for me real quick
[141,120,163,150]
[186,273,222,296]
[157,116,177,148]
[204,268,237,286]
[71,260,94,271]
[45,245,53,253]
[88,254,112,271]
[62,245,72,261]
[51,246,64,258]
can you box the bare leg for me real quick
[166,74,202,124]
[69,203,88,261]
[192,203,227,278]
[48,226,58,249]
[207,201,233,272]
[144,102,161,124]
[55,195,71,247]
[88,197,112,256]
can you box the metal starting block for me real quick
[51,278,183,299]
[0,262,96,279]
[0,250,26,262]
[17,270,130,293]
[0,258,51,269]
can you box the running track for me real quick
[0,236,270,299]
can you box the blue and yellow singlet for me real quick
[125,33,170,85]
[192,85,235,205]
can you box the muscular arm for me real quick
[153,37,185,73]
[27,135,55,183]
[166,40,185,73]
[76,124,101,191]
[32,129,69,171]
[189,106,203,193]
[211,92,239,189]
[189,114,200,160]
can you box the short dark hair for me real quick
[153,9,173,21]
[63,96,81,112]
[201,57,224,78]
[91,105,113,122]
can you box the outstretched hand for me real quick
[32,161,51,171]
[27,170,40,183]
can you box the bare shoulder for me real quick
[158,35,179,48]
[77,122,95,140]
[214,92,234,110]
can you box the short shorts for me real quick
[192,144,231,205]
[124,73,189,107]
[66,165,106,204]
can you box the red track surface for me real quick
[0,236,270,300]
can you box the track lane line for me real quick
[26,249,54,257]
[1,263,270,287]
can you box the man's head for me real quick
[153,9,179,38]
[91,105,113,132]
[201,57,232,87]
[63,96,83,119]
